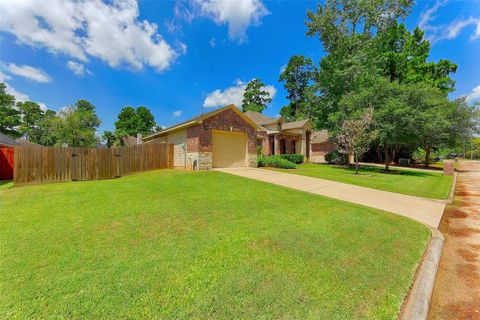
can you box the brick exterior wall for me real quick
[310,141,335,163]
[187,108,257,154]
[257,131,269,156]
[275,134,299,154]
[311,141,335,156]
[185,108,257,169]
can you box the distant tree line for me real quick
[0,83,158,148]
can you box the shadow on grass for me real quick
[0,180,13,190]
[318,163,441,178]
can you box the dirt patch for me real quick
[429,161,480,320]
[456,263,480,285]
[445,301,480,320]
[448,227,480,237]
[443,206,468,220]
[458,248,479,262]
[451,210,468,219]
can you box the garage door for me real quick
[212,130,247,168]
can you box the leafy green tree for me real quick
[279,55,317,121]
[36,110,59,146]
[449,98,480,157]
[241,79,272,113]
[0,83,21,137]
[56,100,101,147]
[305,0,457,134]
[114,106,156,137]
[74,99,101,132]
[376,22,457,93]
[405,84,455,167]
[339,78,414,170]
[305,0,412,130]
[17,101,44,142]
[102,130,117,148]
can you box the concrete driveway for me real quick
[216,167,447,228]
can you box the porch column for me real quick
[274,135,281,155]
[301,131,307,156]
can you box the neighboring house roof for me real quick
[0,132,19,147]
[144,104,261,142]
[311,130,333,144]
[15,138,41,147]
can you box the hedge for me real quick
[257,155,296,169]
[279,154,304,164]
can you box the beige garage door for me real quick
[212,130,247,168]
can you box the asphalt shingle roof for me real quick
[0,132,19,147]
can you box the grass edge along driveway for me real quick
[0,170,429,319]
[268,163,452,199]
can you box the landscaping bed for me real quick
[0,170,429,319]
[269,163,452,199]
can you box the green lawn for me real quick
[0,170,429,319]
[269,163,452,199]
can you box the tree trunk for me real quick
[355,152,359,174]
[384,142,389,171]
[424,147,431,168]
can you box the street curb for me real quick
[446,172,457,204]
[399,228,444,320]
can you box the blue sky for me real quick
[0,0,479,133]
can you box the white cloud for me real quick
[203,79,276,108]
[466,85,480,103]
[66,61,91,76]
[173,110,182,117]
[209,38,216,47]
[177,0,269,43]
[418,0,447,31]
[419,0,480,43]
[0,71,48,110]
[165,20,182,33]
[0,0,184,72]
[0,71,11,82]
[174,1,195,23]
[6,63,51,83]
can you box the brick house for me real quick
[244,111,335,163]
[143,105,335,170]
[143,105,259,170]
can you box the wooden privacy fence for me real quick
[14,143,174,186]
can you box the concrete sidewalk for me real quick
[216,167,446,228]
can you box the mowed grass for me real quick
[0,170,429,319]
[269,163,452,199]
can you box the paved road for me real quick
[429,161,480,319]
[216,167,447,228]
